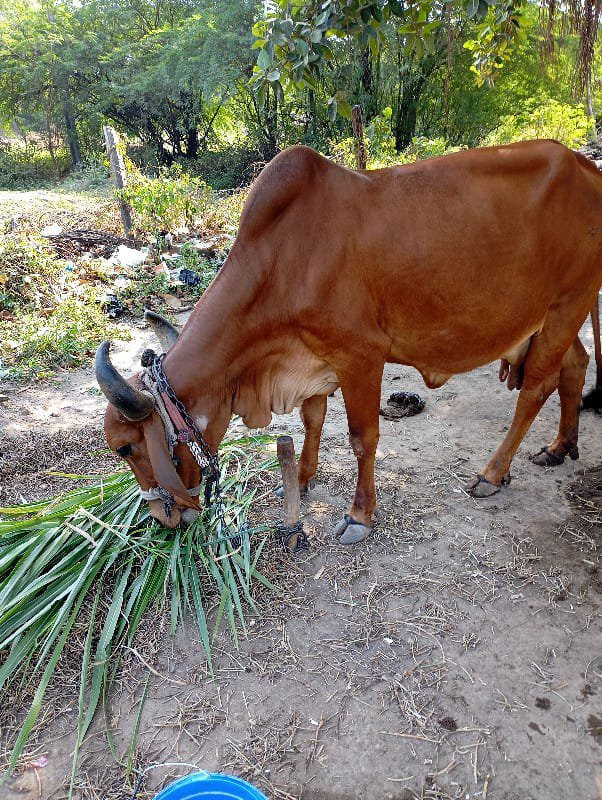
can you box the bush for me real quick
[184,147,265,191]
[121,163,211,236]
[0,293,123,379]
[483,99,591,149]
[0,141,71,189]
[0,235,63,311]
[329,126,460,170]
[201,189,247,237]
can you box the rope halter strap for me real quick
[139,483,202,502]
[138,349,220,517]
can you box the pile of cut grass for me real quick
[0,434,277,790]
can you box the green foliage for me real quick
[172,244,220,299]
[0,142,71,190]
[202,190,248,237]
[117,270,171,316]
[251,0,530,109]
[0,436,277,778]
[0,0,598,193]
[0,235,63,312]
[483,99,591,148]
[122,164,211,236]
[0,294,122,379]
[407,135,462,159]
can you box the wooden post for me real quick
[352,105,367,170]
[103,126,133,238]
[276,435,303,550]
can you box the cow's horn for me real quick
[95,341,155,421]
[144,310,179,350]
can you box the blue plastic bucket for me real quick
[153,771,268,800]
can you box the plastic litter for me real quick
[41,224,63,237]
[103,293,124,319]
[114,245,149,268]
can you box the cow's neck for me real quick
[160,248,334,447]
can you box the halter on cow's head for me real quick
[95,311,210,529]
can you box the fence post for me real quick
[103,126,133,238]
[352,105,367,170]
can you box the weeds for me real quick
[0,142,71,190]
[0,235,63,312]
[0,293,124,379]
[122,163,211,237]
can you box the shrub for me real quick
[483,99,591,149]
[0,141,70,189]
[200,189,247,237]
[121,163,211,236]
[0,235,63,311]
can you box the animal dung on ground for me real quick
[380,391,426,420]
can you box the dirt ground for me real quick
[1,313,602,800]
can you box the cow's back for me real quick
[229,141,602,375]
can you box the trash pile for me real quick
[40,225,229,318]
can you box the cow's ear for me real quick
[144,415,200,510]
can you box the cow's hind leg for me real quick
[333,366,383,544]
[531,336,588,466]
[275,394,327,497]
[468,324,573,498]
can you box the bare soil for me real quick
[1,317,602,800]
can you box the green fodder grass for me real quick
[0,435,278,788]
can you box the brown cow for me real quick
[96,139,602,544]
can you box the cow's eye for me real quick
[116,444,132,458]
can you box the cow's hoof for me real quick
[466,474,504,498]
[531,445,579,467]
[333,514,372,545]
[530,446,565,467]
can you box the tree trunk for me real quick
[586,72,597,138]
[394,88,420,151]
[62,79,82,167]
[308,89,317,138]
[262,85,279,160]
[352,105,367,169]
[185,127,199,159]
[360,47,377,119]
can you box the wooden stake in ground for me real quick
[352,105,367,170]
[103,125,133,238]
[276,435,307,551]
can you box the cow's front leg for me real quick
[275,393,327,498]
[333,366,383,544]
[298,393,328,492]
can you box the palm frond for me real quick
[0,435,278,779]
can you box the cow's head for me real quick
[95,312,203,529]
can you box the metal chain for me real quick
[145,352,235,545]
[149,354,216,472]
[142,352,306,554]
